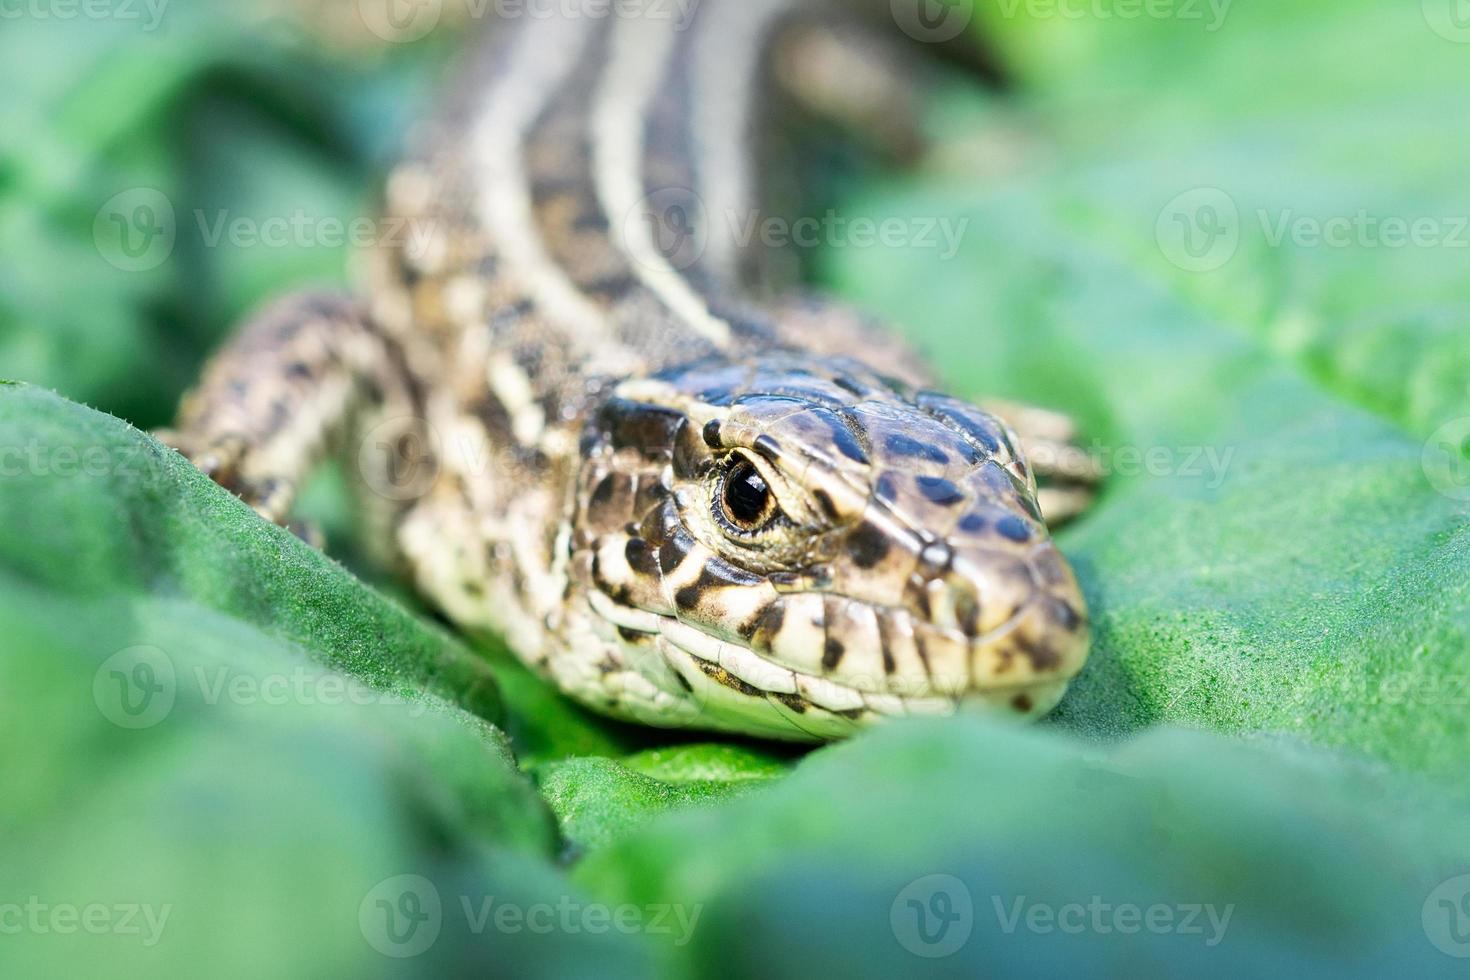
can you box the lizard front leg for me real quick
[162,291,421,529]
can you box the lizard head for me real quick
[571,352,1090,740]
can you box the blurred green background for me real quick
[4,0,1470,977]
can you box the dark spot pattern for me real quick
[633,477,670,519]
[699,559,765,590]
[913,632,933,675]
[1014,635,1061,672]
[772,691,807,714]
[822,638,845,671]
[742,602,784,645]
[672,421,708,479]
[585,274,637,301]
[958,513,987,534]
[590,552,632,605]
[590,473,620,509]
[955,593,981,636]
[847,521,892,569]
[875,472,900,504]
[658,528,696,576]
[696,660,764,697]
[617,626,653,644]
[769,571,802,590]
[753,434,783,461]
[1048,597,1083,632]
[624,537,658,577]
[812,488,839,521]
[699,387,738,406]
[884,433,950,465]
[676,561,764,612]
[996,515,1032,542]
[813,409,868,464]
[916,476,965,506]
[601,399,682,455]
[587,473,632,526]
[918,392,1002,454]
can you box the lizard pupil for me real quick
[723,462,771,527]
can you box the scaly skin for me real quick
[168,1,1100,741]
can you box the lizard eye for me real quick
[718,460,777,532]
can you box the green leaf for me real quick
[536,745,793,853]
[0,3,410,429]
[0,385,501,714]
[7,2,1470,975]
[0,385,652,977]
[576,717,1470,977]
[816,4,1470,785]
[967,0,1470,438]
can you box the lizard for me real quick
[165,0,1102,741]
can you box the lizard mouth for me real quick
[588,583,1083,743]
